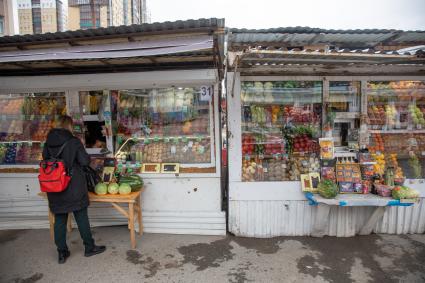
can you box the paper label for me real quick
[200,86,213,101]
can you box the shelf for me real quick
[368,129,425,134]
[83,115,103,122]
[118,135,211,142]
[0,140,42,144]
[0,114,60,120]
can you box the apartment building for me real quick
[0,0,19,36]
[16,0,67,34]
[68,0,148,31]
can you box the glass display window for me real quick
[0,92,66,164]
[329,81,361,113]
[241,81,322,182]
[367,81,425,179]
[328,81,361,147]
[114,86,213,167]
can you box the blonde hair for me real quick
[55,115,74,131]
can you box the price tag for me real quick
[154,136,159,142]
[245,155,251,160]
[200,86,213,101]
[123,109,129,116]
[196,136,202,142]
[164,137,170,143]
[188,141,193,148]
[144,138,150,144]
[182,137,188,143]
[173,137,180,144]
[40,142,45,148]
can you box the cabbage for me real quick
[95,183,108,195]
[392,186,419,200]
[108,182,119,194]
[119,183,132,195]
[317,180,338,199]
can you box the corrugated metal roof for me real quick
[230,27,425,34]
[0,18,225,46]
[0,36,213,63]
[229,27,425,49]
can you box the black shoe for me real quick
[58,250,70,264]
[84,245,106,257]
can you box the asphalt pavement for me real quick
[1,227,424,283]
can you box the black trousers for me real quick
[54,207,94,252]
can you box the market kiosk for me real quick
[227,28,425,237]
[0,18,226,235]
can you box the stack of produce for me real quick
[409,104,425,127]
[408,152,422,179]
[242,134,255,155]
[292,134,316,153]
[371,153,386,175]
[288,155,318,180]
[387,153,404,181]
[384,104,397,127]
[3,144,17,164]
[317,180,339,199]
[264,135,285,156]
[250,106,267,124]
[119,174,143,192]
[143,143,166,163]
[369,133,384,153]
[1,99,23,115]
[0,145,7,163]
[263,160,288,181]
[392,186,419,200]
[242,160,259,182]
[15,144,30,164]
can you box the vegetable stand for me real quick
[0,19,226,235]
[227,27,425,238]
[305,192,416,237]
[40,191,143,249]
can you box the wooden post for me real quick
[137,196,143,235]
[129,202,136,249]
[67,213,72,232]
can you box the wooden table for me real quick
[39,190,143,249]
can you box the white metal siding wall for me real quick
[0,174,226,235]
[229,199,425,237]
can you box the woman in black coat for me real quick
[43,115,105,264]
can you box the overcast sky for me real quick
[148,0,425,30]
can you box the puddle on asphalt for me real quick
[177,238,234,271]
[12,272,43,283]
[0,230,26,244]
[126,250,161,278]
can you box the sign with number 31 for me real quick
[200,86,213,101]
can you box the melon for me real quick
[95,183,108,195]
[119,183,132,195]
[108,182,119,195]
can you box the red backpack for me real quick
[38,140,71,193]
